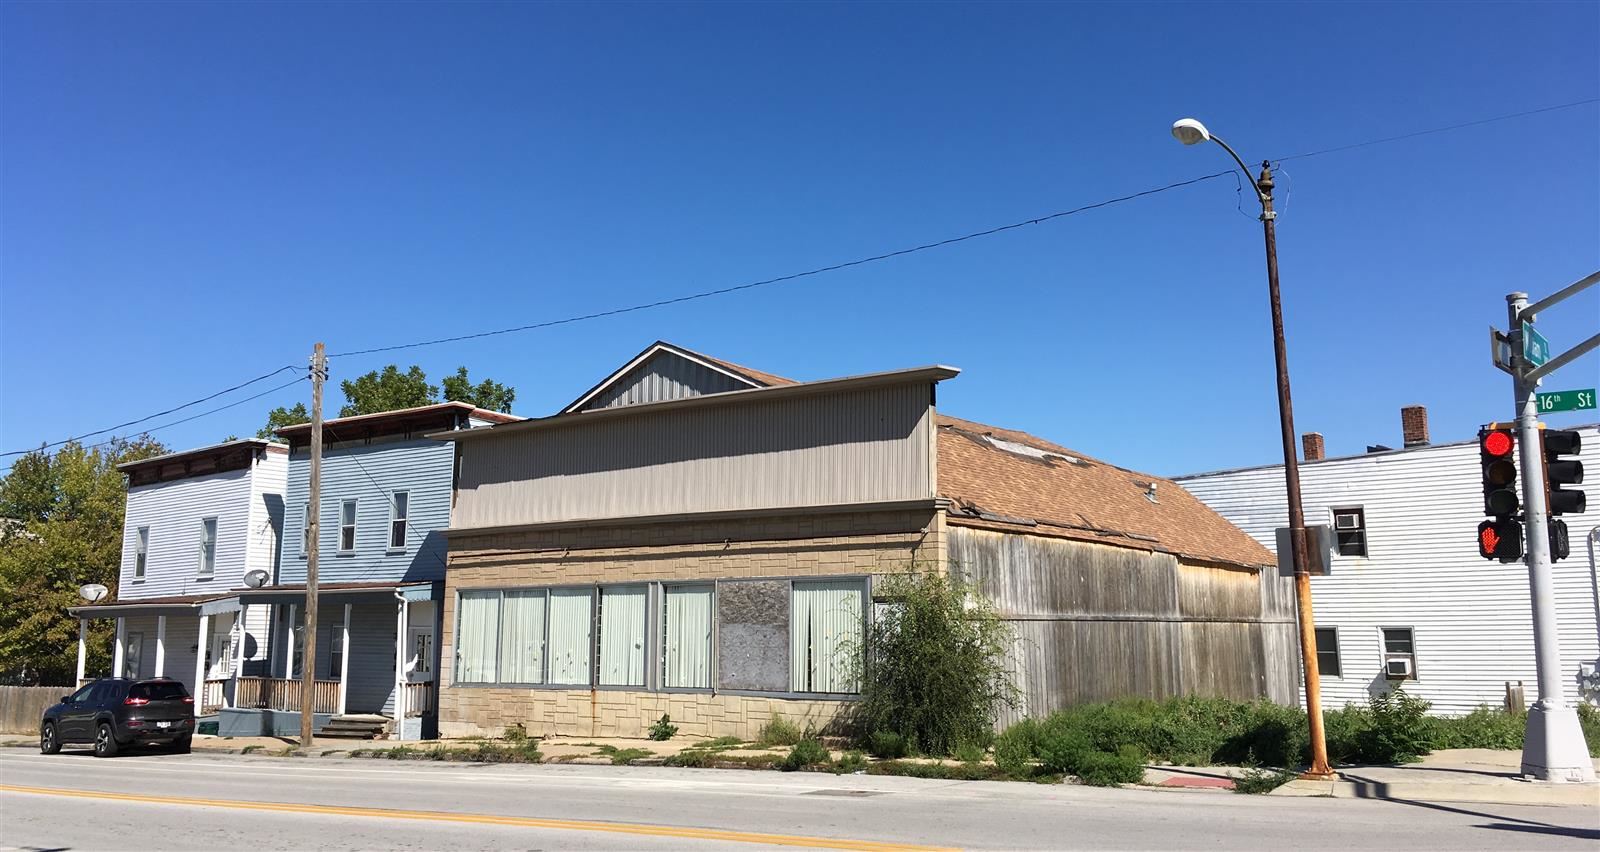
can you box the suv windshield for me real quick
[129,682,189,701]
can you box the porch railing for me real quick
[403,681,433,717]
[200,679,227,714]
[235,676,340,714]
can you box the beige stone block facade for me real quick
[437,505,946,739]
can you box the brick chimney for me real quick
[1302,432,1325,462]
[1401,405,1430,447]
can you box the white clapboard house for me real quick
[1176,406,1600,715]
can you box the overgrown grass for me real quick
[349,740,544,763]
[780,737,831,771]
[595,744,654,765]
[867,760,1010,781]
[1232,767,1296,795]
[758,714,804,747]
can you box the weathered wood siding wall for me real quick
[948,526,1299,725]
[0,686,61,734]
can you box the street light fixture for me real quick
[1172,117,1335,781]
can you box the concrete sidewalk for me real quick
[1273,749,1600,807]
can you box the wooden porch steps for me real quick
[319,714,391,739]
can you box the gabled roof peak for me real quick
[561,340,797,414]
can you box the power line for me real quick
[1,365,303,458]
[1273,97,1599,163]
[329,170,1237,358]
[0,375,309,475]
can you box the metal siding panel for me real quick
[1180,425,1600,715]
[455,385,934,528]
[586,352,750,411]
[281,439,454,585]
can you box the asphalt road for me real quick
[0,746,1595,851]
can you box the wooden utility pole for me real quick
[301,342,326,746]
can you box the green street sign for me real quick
[1537,389,1597,413]
[1522,321,1550,368]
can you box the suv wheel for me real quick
[93,722,119,758]
[171,735,192,754]
[40,722,61,755]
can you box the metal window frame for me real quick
[660,582,716,693]
[788,576,870,696]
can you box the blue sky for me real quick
[2,1,1596,476]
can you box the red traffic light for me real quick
[1481,430,1513,457]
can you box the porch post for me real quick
[75,618,87,684]
[284,604,297,680]
[194,613,209,696]
[337,603,351,716]
[394,597,408,730]
[154,615,167,677]
[113,617,126,678]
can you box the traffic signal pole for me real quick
[1505,292,1594,783]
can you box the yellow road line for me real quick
[0,784,956,851]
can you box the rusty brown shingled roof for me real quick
[936,414,1275,569]
[681,348,800,388]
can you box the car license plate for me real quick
[156,721,171,728]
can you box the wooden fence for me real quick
[0,686,65,734]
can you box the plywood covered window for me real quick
[790,580,865,694]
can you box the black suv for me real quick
[41,677,195,757]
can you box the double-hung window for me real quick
[339,500,357,553]
[663,585,713,689]
[388,492,409,550]
[1333,507,1367,556]
[1382,627,1417,680]
[198,518,217,577]
[1314,627,1341,677]
[790,580,865,693]
[300,502,310,557]
[134,527,149,581]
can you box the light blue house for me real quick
[227,402,520,739]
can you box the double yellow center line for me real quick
[0,784,956,851]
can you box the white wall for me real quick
[1178,426,1600,715]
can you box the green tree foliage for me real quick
[256,402,310,439]
[441,367,515,414]
[852,569,1017,757]
[0,438,167,685]
[339,365,438,418]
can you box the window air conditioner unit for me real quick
[1334,513,1361,530]
[1385,658,1413,679]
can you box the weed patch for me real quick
[758,714,804,747]
[1232,767,1296,795]
[596,745,653,765]
[648,715,678,741]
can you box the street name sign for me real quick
[1537,389,1597,413]
[1522,321,1550,368]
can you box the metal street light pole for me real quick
[1172,118,1334,779]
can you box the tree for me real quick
[441,366,515,414]
[339,365,437,417]
[256,402,310,439]
[0,437,167,685]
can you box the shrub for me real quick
[1428,706,1524,751]
[648,714,678,741]
[780,737,831,771]
[851,570,1017,757]
[868,730,909,759]
[993,718,1041,777]
[831,750,867,774]
[758,714,803,747]
[1577,703,1600,757]
[503,723,528,743]
[1232,767,1295,794]
[1361,688,1432,764]
[954,741,986,764]
[1072,746,1147,787]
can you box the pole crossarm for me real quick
[1524,331,1600,384]
[1518,270,1599,322]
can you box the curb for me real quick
[1273,777,1600,807]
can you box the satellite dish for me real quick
[79,583,109,603]
[243,569,271,589]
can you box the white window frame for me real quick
[134,526,149,581]
[339,499,357,553]
[388,491,409,551]
[1380,626,1417,680]
[299,502,310,558]
[1331,506,1368,557]
[198,517,217,577]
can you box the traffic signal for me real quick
[1549,519,1570,562]
[1478,518,1523,561]
[1478,427,1522,562]
[1541,429,1585,517]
